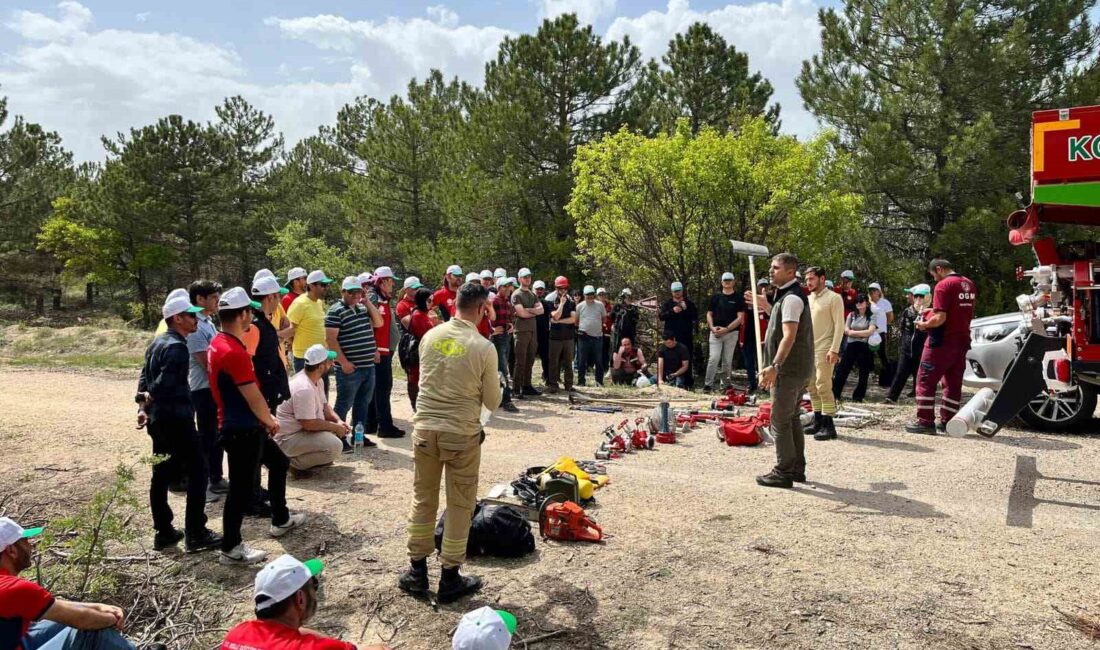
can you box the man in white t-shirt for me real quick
[868,282,893,380]
[275,344,349,476]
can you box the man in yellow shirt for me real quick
[399,282,501,604]
[287,270,334,396]
[805,266,845,440]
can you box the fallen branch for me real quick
[519,629,566,648]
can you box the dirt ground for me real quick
[1,367,1099,649]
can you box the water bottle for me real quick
[353,424,364,452]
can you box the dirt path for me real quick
[1,368,1098,649]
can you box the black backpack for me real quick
[434,501,536,558]
[397,325,420,371]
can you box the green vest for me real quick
[764,283,815,383]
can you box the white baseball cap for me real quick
[254,270,290,295]
[165,287,188,302]
[841,270,855,280]
[285,267,307,285]
[671,281,684,292]
[307,270,333,285]
[341,276,364,292]
[163,293,204,319]
[254,554,324,612]
[583,285,595,295]
[911,283,931,296]
[357,272,373,286]
[303,344,337,365]
[466,272,481,282]
[373,266,396,280]
[403,276,423,290]
[480,270,493,280]
[825,280,835,288]
[452,606,516,650]
[0,517,43,552]
[721,272,735,281]
[254,268,276,282]
[495,277,508,289]
[868,282,882,291]
[493,268,506,279]
[446,265,463,276]
[518,267,532,278]
[251,276,282,297]
[596,287,607,295]
[533,280,546,290]
[218,287,261,311]
[620,288,632,296]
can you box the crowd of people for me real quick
[1,254,975,650]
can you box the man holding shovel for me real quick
[744,252,815,488]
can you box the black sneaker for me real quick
[341,437,354,454]
[245,501,273,518]
[208,478,230,494]
[378,428,405,439]
[185,529,222,554]
[905,422,937,435]
[936,422,947,433]
[153,528,184,551]
[755,471,793,489]
[793,472,807,483]
[502,402,520,413]
[398,558,429,595]
[362,437,378,447]
[522,386,541,397]
[703,385,714,393]
[167,481,187,494]
[437,567,482,603]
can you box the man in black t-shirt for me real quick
[705,272,746,391]
[657,331,691,388]
[546,276,577,393]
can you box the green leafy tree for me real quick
[213,96,284,284]
[569,119,863,299]
[798,0,1097,307]
[650,22,779,134]
[0,93,75,310]
[267,220,359,283]
[452,14,646,276]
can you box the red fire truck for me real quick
[957,105,1100,436]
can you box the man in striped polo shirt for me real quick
[325,277,383,449]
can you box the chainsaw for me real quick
[539,500,603,543]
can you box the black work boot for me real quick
[398,558,430,595]
[437,566,482,603]
[804,412,822,435]
[814,415,838,441]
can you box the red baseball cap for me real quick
[554,276,569,288]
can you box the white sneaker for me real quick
[219,544,267,566]
[269,512,307,538]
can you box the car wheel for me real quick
[1018,385,1097,431]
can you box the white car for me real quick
[964,313,1097,430]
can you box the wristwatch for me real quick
[771,360,783,372]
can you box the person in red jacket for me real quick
[906,259,977,434]
[222,554,389,650]
[366,267,404,438]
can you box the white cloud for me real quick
[0,3,510,161]
[607,0,822,138]
[539,0,617,26]
[264,7,511,94]
[135,12,150,23]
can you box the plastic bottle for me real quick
[353,424,364,452]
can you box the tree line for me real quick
[1,2,1097,326]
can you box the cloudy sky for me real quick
[0,0,830,162]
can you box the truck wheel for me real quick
[1019,385,1097,431]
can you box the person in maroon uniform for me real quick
[432,265,464,321]
[906,259,976,434]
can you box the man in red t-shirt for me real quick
[223,554,388,650]
[907,259,977,434]
[833,270,857,316]
[211,288,306,567]
[1,518,140,650]
[432,265,464,321]
[280,268,307,314]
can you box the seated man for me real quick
[610,337,648,386]
[222,554,388,650]
[274,344,349,476]
[0,517,155,650]
[657,330,691,389]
